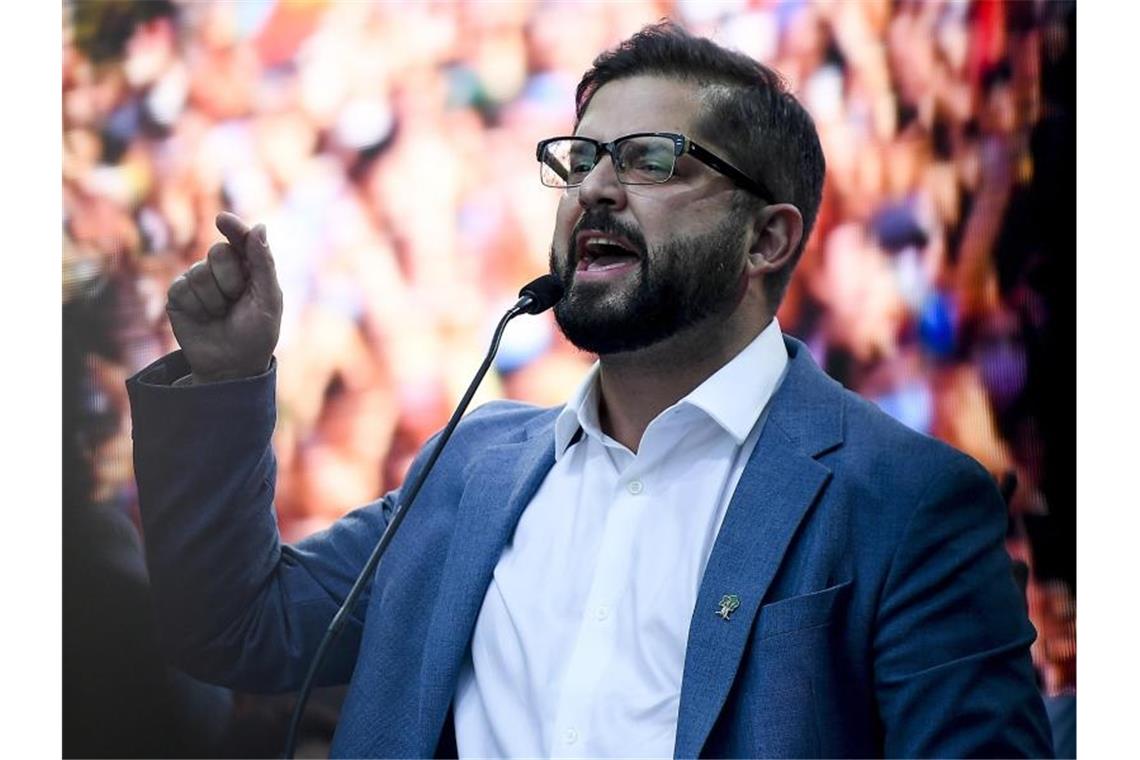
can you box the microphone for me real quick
[515,274,564,314]
[282,274,564,758]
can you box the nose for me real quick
[576,152,628,212]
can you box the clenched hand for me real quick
[166,212,284,384]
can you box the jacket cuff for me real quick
[125,350,278,447]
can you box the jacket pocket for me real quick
[754,580,852,640]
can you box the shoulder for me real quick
[776,344,999,538]
[816,383,1004,562]
[448,399,562,449]
[840,387,981,479]
[776,337,986,491]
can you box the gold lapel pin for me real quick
[716,594,741,621]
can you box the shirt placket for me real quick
[549,446,648,757]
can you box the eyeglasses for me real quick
[536,132,774,201]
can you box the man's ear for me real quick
[745,203,804,277]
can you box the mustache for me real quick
[570,210,647,258]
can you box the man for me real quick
[127,23,1052,758]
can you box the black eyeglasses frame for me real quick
[535,131,774,202]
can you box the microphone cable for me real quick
[282,274,564,757]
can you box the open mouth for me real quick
[576,232,641,273]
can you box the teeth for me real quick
[581,236,635,260]
[585,236,624,249]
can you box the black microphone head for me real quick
[517,274,565,314]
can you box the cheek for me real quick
[638,190,724,246]
[550,199,577,254]
[554,194,579,229]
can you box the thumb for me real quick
[245,224,276,282]
[214,212,277,290]
[244,223,282,308]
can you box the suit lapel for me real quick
[674,337,844,758]
[416,422,557,755]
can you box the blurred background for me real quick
[62,0,1075,756]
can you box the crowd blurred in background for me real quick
[62,0,1076,756]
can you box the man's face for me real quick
[548,76,750,355]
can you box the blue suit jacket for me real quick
[126,337,1052,758]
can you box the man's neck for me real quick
[595,311,772,452]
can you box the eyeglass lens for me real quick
[540,136,677,187]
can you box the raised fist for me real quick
[166,212,284,384]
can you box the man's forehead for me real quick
[574,75,703,139]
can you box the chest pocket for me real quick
[754,580,852,641]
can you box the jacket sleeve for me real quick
[126,351,401,693]
[872,453,1054,758]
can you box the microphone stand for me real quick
[282,278,561,757]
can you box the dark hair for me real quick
[575,21,826,306]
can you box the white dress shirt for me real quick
[453,319,789,758]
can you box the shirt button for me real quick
[627,479,644,495]
[595,605,609,621]
[564,727,578,745]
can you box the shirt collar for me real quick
[554,361,602,458]
[681,317,787,443]
[553,318,788,458]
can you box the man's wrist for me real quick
[186,362,274,386]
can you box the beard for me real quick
[550,209,748,355]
